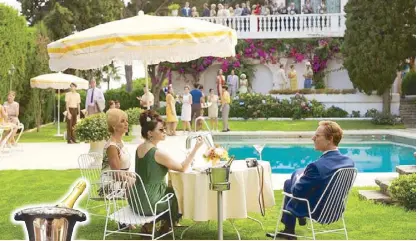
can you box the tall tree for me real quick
[43,2,73,40]
[18,0,54,25]
[342,0,415,113]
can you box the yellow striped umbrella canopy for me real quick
[47,11,238,72]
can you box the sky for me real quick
[0,0,145,91]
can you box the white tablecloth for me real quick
[169,160,276,222]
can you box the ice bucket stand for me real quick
[206,166,232,240]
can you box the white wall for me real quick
[326,59,354,89]
[252,64,274,94]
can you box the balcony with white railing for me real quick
[196,13,346,39]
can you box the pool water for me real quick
[226,143,416,173]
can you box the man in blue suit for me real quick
[267,121,354,240]
[181,2,191,17]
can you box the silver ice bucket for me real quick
[14,206,86,241]
[206,166,231,191]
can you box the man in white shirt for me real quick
[85,79,105,116]
[65,83,81,144]
[136,87,154,110]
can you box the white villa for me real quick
[170,0,403,116]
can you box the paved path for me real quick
[1,129,414,189]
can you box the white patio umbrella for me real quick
[47,11,238,92]
[30,73,89,136]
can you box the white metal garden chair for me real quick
[273,168,358,240]
[102,170,175,240]
[11,123,25,152]
[77,152,105,213]
[0,125,15,156]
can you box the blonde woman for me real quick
[0,103,16,146]
[288,64,298,90]
[180,85,192,133]
[210,4,217,16]
[165,86,178,136]
[3,91,20,145]
[191,6,199,17]
[100,108,135,229]
[207,89,220,131]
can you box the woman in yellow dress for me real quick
[288,64,298,90]
[165,86,178,136]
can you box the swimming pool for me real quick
[224,143,416,173]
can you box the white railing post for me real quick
[330,14,339,32]
[340,14,346,35]
[249,15,258,33]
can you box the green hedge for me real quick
[402,71,416,96]
[155,93,363,119]
[0,5,54,130]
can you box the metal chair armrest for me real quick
[154,193,174,214]
[156,193,174,204]
[282,192,309,203]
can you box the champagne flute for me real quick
[253,144,265,161]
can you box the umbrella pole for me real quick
[55,89,63,137]
[145,61,150,110]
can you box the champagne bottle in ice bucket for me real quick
[56,180,87,208]
[14,180,87,241]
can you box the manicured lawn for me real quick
[1,170,415,240]
[19,120,405,143]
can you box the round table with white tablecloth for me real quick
[169,160,276,222]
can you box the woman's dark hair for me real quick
[139,110,164,139]
[109,100,115,106]
[290,64,294,68]
[209,88,214,92]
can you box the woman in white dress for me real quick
[207,89,220,132]
[180,85,192,133]
[99,108,135,229]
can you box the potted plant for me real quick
[74,113,110,154]
[168,3,181,16]
[126,107,143,143]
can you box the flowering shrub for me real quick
[203,146,229,166]
[160,38,343,89]
[371,112,400,125]
[269,88,357,95]
[230,92,328,119]
[74,113,110,142]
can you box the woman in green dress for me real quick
[133,110,204,233]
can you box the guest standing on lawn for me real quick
[137,87,154,110]
[190,84,204,131]
[65,83,80,144]
[165,86,178,136]
[85,79,105,116]
[221,85,231,132]
[181,85,192,133]
[207,88,219,132]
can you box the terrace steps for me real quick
[358,165,416,204]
